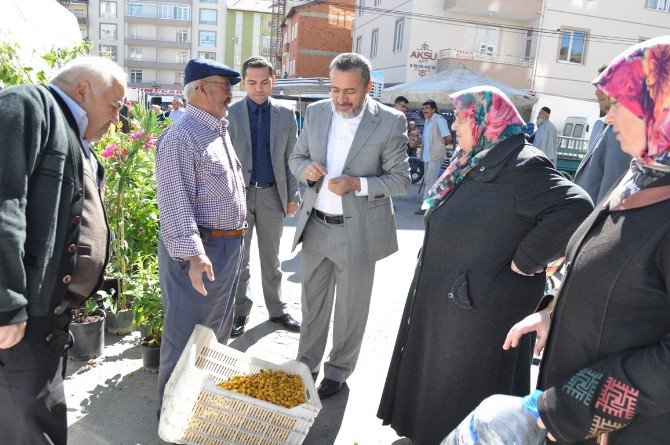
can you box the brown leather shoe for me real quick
[230,316,248,337]
[269,314,300,332]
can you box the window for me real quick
[99,44,117,61]
[158,3,190,20]
[262,36,271,53]
[175,72,184,84]
[234,35,242,45]
[358,0,365,15]
[126,0,157,18]
[177,50,189,63]
[176,29,188,42]
[100,1,117,18]
[523,29,533,61]
[355,36,362,54]
[236,13,243,25]
[199,31,216,46]
[645,0,670,11]
[254,16,261,27]
[200,0,217,2]
[559,29,587,64]
[234,54,241,66]
[291,23,298,41]
[198,51,216,60]
[471,25,500,56]
[129,47,143,59]
[374,0,381,5]
[393,19,403,52]
[199,9,217,25]
[130,69,143,83]
[370,29,378,58]
[100,23,117,40]
[479,43,494,56]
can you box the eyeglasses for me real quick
[204,80,232,92]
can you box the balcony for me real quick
[125,15,191,27]
[125,58,187,70]
[125,35,191,49]
[77,16,88,25]
[443,0,541,21]
[437,48,533,90]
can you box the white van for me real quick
[561,116,590,140]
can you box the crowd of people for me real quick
[1,33,668,445]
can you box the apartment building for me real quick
[84,0,227,95]
[281,0,355,78]
[225,0,274,80]
[62,0,90,39]
[353,0,670,124]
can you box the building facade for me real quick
[225,0,274,83]
[61,0,90,39]
[353,0,670,127]
[281,0,355,78]
[82,0,227,96]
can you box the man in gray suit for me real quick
[227,56,301,337]
[573,66,631,205]
[532,106,558,166]
[289,53,410,399]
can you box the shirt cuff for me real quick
[164,233,205,261]
[355,177,368,196]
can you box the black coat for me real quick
[537,177,670,444]
[378,134,593,444]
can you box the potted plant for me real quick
[131,261,163,373]
[69,297,106,361]
[94,105,164,332]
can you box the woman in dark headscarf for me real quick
[377,86,593,444]
[505,36,670,444]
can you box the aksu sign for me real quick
[409,43,437,77]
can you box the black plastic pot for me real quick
[69,309,105,360]
[141,341,160,373]
[106,308,134,335]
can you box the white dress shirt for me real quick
[313,105,369,215]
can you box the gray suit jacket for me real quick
[228,97,300,215]
[534,120,558,165]
[289,98,410,264]
[573,125,631,205]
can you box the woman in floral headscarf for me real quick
[377,86,592,444]
[504,36,670,444]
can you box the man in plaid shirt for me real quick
[155,59,247,411]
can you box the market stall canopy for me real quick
[380,65,538,110]
[0,0,82,80]
[271,77,331,99]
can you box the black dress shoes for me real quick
[230,316,248,337]
[269,314,301,332]
[317,378,343,399]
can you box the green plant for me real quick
[129,257,163,347]
[0,40,92,88]
[71,297,103,324]
[95,105,166,310]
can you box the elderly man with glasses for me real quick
[155,58,247,414]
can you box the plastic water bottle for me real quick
[441,393,547,445]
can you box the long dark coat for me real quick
[378,134,593,445]
[537,177,670,444]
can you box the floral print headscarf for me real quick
[422,86,525,210]
[593,35,670,197]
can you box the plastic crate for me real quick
[158,325,322,445]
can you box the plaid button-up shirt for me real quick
[156,105,246,260]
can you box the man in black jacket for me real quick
[0,56,126,445]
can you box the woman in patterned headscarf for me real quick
[505,36,670,444]
[377,86,592,444]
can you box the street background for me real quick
[66,182,428,445]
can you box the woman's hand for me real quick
[537,418,556,441]
[503,307,552,356]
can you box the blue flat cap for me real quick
[184,58,241,85]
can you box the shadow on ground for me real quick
[303,385,349,444]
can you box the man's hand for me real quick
[188,254,214,296]
[0,321,27,349]
[503,306,552,356]
[328,174,360,196]
[304,162,327,182]
[287,201,300,217]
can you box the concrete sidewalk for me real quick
[65,182,428,445]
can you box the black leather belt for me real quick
[249,181,276,188]
[312,209,344,225]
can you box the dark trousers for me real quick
[0,314,72,445]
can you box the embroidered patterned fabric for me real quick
[156,104,247,259]
[422,86,525,210]
[593,36,670,204]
